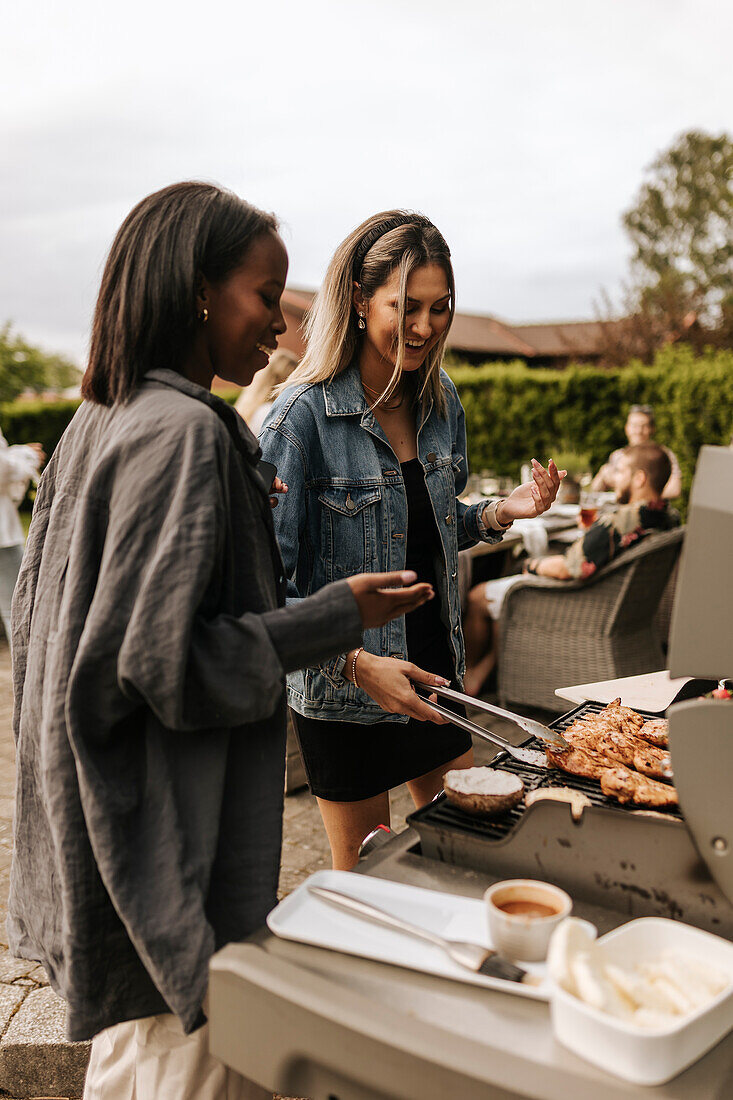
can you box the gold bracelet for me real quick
[351,647,364,689]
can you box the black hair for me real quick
[81,182,278,405]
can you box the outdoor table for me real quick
[547,524,585,544]
[469,513,580,559]
[469,528,524,556]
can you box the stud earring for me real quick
[198,307,209,323]
[358,312,366,330]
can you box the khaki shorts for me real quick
[83,1012,272,1100]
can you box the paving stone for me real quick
[0,984,27,1037]
[0,951,41,985]
[25,964,49,986]
[0,986,89,1099]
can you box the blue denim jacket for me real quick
[259,365,504,723]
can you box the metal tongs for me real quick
[414,683,570,767]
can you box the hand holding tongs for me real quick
[414,682,570,766]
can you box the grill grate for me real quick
[409,700,682,842]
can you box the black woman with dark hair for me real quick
[8,182,437,1098]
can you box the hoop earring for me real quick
[198,307,209,324]
[358,312,366,330]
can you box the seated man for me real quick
[591,404,681,499]
[463,443,681,696]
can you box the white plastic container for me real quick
[550,917,733,1085]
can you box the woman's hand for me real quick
[346,570,434,629]
[496,458,566,524]
[269,476,288,509]
[346,650,452,723]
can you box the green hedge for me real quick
[0,398,81,510]
[0,398,81,456]
[449,344,733,512]
[3,347,732,517]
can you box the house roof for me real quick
[448,311,539,357]
[275,287,608,361]
[509,320,609,357]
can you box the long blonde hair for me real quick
[282,211,455,416]
[236,348,299,422]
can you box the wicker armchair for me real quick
[497,527,685,713]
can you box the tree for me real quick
[0,324,81,403]
[623,130,733,327]
[595,272,706,367]
[597,130,733,366]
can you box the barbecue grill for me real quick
[408,698,733,937]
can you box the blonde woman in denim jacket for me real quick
[260,211,564,869]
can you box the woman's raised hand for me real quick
[346,651,452,724]
[496,458,566,524]
[346,570,434,629]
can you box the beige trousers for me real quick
[83,1013,272,1100]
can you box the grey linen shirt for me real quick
[7,369,362,1041]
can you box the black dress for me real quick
[290,458,471,801]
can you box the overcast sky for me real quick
[4,0,732,364]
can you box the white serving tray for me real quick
[267,869,550,1000]
[551,917,733,1085]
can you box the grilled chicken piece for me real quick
[565,722,646,771]
[548,700,678,811]
[600,698,645,737]
[637,719,669,748]
[600,766,679,809]
[565,706,671,777]
[633,743,673,781]
[565,726,632,767]
[545,743,612,779]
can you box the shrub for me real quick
[449,344,733,514]
[3,346,732,518]
[1,398,81,458]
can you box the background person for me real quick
[591,403,681,499]
[8,183,435,1100]
[463,443,680,695]
[0,429,43,644]
[234,346,298,434]
[260,210,564,871]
